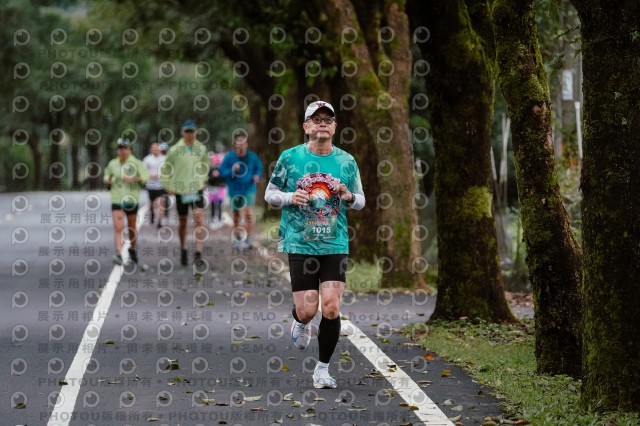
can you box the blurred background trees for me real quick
[0,0,586,297]
[3,0,639,412]
[0,0,584,291]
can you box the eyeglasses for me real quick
[307,117,335,125]
[183,129,195,133]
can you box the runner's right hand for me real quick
[292,189,309,206]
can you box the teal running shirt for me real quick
[269,144,363,254]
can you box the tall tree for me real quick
[492,0,583,377]
[2,0,47,189]
[409,0,516,321]
[313,0,427,288]
[570,0,640,411]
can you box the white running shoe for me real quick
[290,319,311,349]
[313,367,337,389]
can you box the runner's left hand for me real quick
[336,184,352,201]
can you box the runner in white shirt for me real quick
[143,142,167,228]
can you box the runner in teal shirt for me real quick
[268,143,363,254]
[265,100,365,390]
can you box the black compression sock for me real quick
[318,316,341,363]
[292,305,302,323]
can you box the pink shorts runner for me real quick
[208,186,226,202]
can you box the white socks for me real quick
[315,361,329,371]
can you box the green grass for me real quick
[345,260,381,293]
[403,319,639,426]
[254,210,280,239]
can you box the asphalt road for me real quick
[2,192,506,426]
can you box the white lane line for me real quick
[255,244,453,426]
[48,204,148,426]
[341,319,454,425]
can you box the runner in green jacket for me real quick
[104,139,149,265]
[160,120,210,266]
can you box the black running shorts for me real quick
[111,203,139,215]
[288,253,348,292]
[176,189,205,216]
[147,188,166,201]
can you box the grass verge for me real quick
[403,319,639,426]
[345,260,381,293]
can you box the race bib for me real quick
[182,192,200,203]
[304,215,337,240]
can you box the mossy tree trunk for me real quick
[329,96,385,262]
[409,0,516,321]
[492,0,583,378]
[86,113,101,190]
[46,113,62,190]
[26,126,42,190]
[570,0,640,411]
[315,0,427,289]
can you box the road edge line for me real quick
[255,241,453,426]
[47,204,148,426]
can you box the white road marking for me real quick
[340,318,454,425]
[264,248,454,426]
[47,204,148,426]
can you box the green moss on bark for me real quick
[493,0,582,378]
[574,0,640,409]
[461,186,493,221]
[411,0,516,323]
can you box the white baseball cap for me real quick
[304,101,335,121]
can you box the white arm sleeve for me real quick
[265,182,364,210]
[348,191,366,210]
[264,182,293,206]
